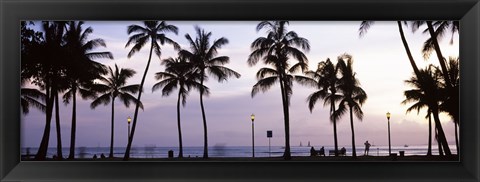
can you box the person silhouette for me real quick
[364,141,371,156]
[319,146,325,156]
[310,146,317,156]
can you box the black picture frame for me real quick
[1,0,479,181]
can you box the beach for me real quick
[21,145,458,161]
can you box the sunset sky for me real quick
[21,21,459,149]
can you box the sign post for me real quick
[267,130,272,157]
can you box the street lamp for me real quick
[127,116,131,140]
[251,114,255,158]
[386,112,391,156]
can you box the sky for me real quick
[21,21,459,149]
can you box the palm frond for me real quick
[294,75,317,87]
[85,52,114,60]
[21,96,46,114]
[82,38,106,51]
[359,21,374,37]
[120,84,141,94]
[125,33,147,48]
[127,36,149,58]
[78,87,97,100]
[127,24,148,35]
[90,93,111,109]
[152,78,176,92]
[251,76,278,97]
[207,37,229,58]
[207,65,241,82]
[306,91,324,112]
[62,88,74,104]
[256,67,278,79]
[118,92,144,110]
[208,56,229,65]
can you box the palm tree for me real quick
[401,70,436,156]
[303,59,343,156]
[412,23,459,149]
[179,26,240,159]
[402,65,452,156]
[440,57,459,155]
[247,21,310,160]
[124,21,180,160]
[152,57,209,158]
[91,64,143,159]
[334,54,367,158]
[30,21,68,160]
[63,21,112,159]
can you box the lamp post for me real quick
[251,114,255,158]
[386,112,391,156]
[127,116,131,141]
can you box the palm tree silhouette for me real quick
[124,21,180,160]
[247,21,310,160]
[179,26,240,159]
[440,57,459,155]
[63,21,112,159]
[22,21,61,160]
[152,57,209,158]
[334,54,367,158]
[412,21,460,155]
[35,21,68,160]
[402,65,452,156]
[303,59,343,156]
[401,68,438,156]
[91,64,143,159]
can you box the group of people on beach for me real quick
[309,140,372,157]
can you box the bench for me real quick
[317,149,325,156]
[329,149,346,156]
[311,149,325,156]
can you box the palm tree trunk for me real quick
[68,89,77,159]
[432,109,452,155]
[278,74,291,160]
[199,71,209,159]
[54,91,63,160]
[331,99,339,156]
[426,21,452,88]
[36,84,54,160]
[397,21,421,76]
[177,91,183,158]
[349,106,356,158]
[436,126,444,156]
[427,111,432,156]
[124,42,154,160]
[110,97,115,159]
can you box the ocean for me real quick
[21,145,457,159]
